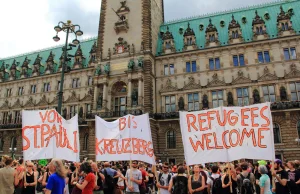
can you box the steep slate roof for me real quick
[0,37,97,80]
[156,0,300,56]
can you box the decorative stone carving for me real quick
[253,89,261,104]
[24,97,35,107]
[113,37,130,54]
[207,73,226,87]
[205,18,219,47]
[182,76,201,90]
[257,66,278,81]
[227,92,234,106]
[89,42,97,63]
[284,64,300,79]
[114,1,130,34]
[228,14,243,43]
[162,26,176,54]
[37,95,49,106]
[277,6,295,36]
[95,65,101,76]
[202,94,209,109]
[64,91,79,103]
[252,10,269,40]
[104,62,110,75]
[178,97,185,111]
[11,99,23,109]
[137,57,144,68]
[10,59,17,80]
[183,23,197,51]
[0,100,10,110]
[160,78,178,93]
[280,86,288,101]
[231,70,252,85]
[74,45,84,69]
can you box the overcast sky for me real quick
[0,0,274,58]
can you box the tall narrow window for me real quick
[57,81,61,91]
[6,88,12,97]
[88,76,93,86]
[237,88,249,106]
[233,54,245,66]
[290,82,300,101]
[284,47,297,60]
[70,105,78,118]
[164,64,175,75]
[165,96,176,112]
[273,123,281,143]
[18,87,24,96]
[212,90,223,108]
[14,111,21,124]
[258,51,270,63]
[83,134,89,151]
[186,61,197,73]
[209,58,220,70]
[262,85,276,102]
[86,104,91,114]
[31,85,37,94]
[10,136,17,149]
[44,83,51,92]
[188,93,199,111]
[115,97,127,116]
[72,78,80,88]
[167,130,176,149]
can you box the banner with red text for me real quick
[22,110,80,162]
[95,113,155,165]
[180,103,275,165]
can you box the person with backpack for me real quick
[287,161,300,194]
[237,162,255,194]
[207,166,222,194]
[168,166,188,194]
[156,162,172,194]
[221,166,237,194]
[101,162,118,194]
[257,165,272,194]
[188,165,205,194]
[125,160,142,193]
[271,159,289,194]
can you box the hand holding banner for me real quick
[22,110,80,162]
[95,113,155,165]
[180,103,275,165]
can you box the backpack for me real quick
[172,176,188,194]
[240,174,254,194]
[158,172,172,186]
[210,175,222,194]
[103,169,115,190]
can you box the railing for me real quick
[0,122,22,129]
[86,109,143,119]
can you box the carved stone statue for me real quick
[227,92,234,106]
[138,57,144,68]
[253,89,260,104]
[178,97,185,111]
[280,86,288,101]
[128,59,135,71]
[79,107,83,118]
[202,94,209,109]
[132,89,138,106]
[97,95,103,110]
[104,63,110,75]
[95,66,101,76]
[63,108,67,118]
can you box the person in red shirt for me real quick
[74,162,96,194]
[138,162,149,194]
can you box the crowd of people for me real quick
[0,155,299,194]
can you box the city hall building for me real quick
[0,0,300,163]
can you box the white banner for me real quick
[180,103,275,165]
[22,110,80,162]
[95,113,155,165]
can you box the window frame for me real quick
[290,82,300,101]
[114,97,127,116]
[69,105,78,118]
[212,90,224,108]
[262,85,276,102]
[165,95,176,112]
[31,85,37,94]
[209,58,220,70]
[72,78,80,88]
[236,88,249,106]
[166,130,176,149]
[284,47,297,60]
[233,54,245,66]
[186,61,197,73]
[188,93,199,111]
[273,123,282,144]
[164,64,175,75]
[88,76,93,86]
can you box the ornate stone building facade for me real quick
[1,0,300,163]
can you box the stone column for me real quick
[249,86,253,104]
[232,88,237,106]
[223,89,227,106]
[138,77,143,106]
[93,85,98,111]
[286,82,291,100]
[127,79,132,107]
[102,83,108,110]
[259,86,264,102]
[275,84,280,102]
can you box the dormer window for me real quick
[91,55,96,62]
[277,6,295,36]
[89,41,97,64]
[162,26,176,54]
[205,18,219,47]
[252,10,268,40]
[228,14,242,44]
[183,23,197,51]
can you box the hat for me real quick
[257,160,267,166]
[274,159,282,165]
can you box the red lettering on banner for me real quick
[22,126,31,151]
[239,128,257,147]
[258,128,269,148]
[260,106,270,127]
[241,108,250,126]
[186,114,197,132]
[250,107,259,127]
[198,113,208,131]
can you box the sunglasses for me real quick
[27,166,33,167]
[132,163,137,165]
[163,166,168,169]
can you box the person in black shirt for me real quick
[287,161,300,193]
[272,159,289,194]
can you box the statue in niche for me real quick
[128,59,135,71]
[63,108,67,118]
[227,92,234,106]
[104,63,110,75]
[138,57,144,68]
[8,113,12,123]
[280,86,288,101]
[132,89,138,106]
[97,95,103,110]
[202,95,209,109]
[79,107,83,118]
[253,89,260,104]
[178,97,185,111]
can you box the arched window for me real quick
[0,137,3,151]
[83,134,89,151]
[256,27,259,34]
[281,23,285,31]
[166,41,171,49]
[167,130,176,149]
[285,22,289,31]
[259,26,263,35]
[10,136,17,149]
[273,123,281,144]
[297,121,300,139]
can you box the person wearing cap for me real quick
[271,159,289,194]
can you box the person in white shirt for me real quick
[156,163,172,194]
